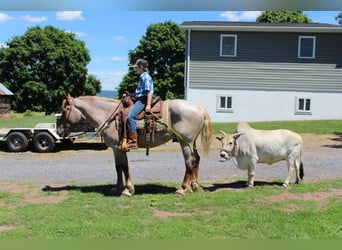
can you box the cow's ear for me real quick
[216,130,226,141]
[233,133,243,140]
[216,136,223,141]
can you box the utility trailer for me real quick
[0,115,96,153]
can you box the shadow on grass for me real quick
[42,183,177,197]
[203,180,283,192]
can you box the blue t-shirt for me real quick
[135,72,154,98]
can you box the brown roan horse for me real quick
[57,94,212,196]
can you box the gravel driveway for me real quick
[1,140,342,187]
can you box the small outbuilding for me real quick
[0,83,14,118]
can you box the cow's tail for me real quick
[299,161,304,180]
[298,148,304,181]
[199,105,212,156]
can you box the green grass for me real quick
[212,120,342,135]
[0,112,55,128]
[0,179,341,239]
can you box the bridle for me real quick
[60,95,75,136]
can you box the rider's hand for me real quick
[145,104,151,113]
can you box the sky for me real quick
[0,10,341,90]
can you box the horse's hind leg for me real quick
[176,142,200,196]
[190,148,200,192]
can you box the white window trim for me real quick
[220,34,237,57]
[298,36,316,59]
[295,96,312,115]
[217,94,234,113]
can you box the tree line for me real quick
[0,11,341,114]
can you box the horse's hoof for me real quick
[282,183,289,188]
[110,186,123,196]
[121,188,133,197]
[175,189,186,196]
[191,183,200,192]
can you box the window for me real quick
[298,36,316,59]
[217,95,233,112]
[220,34,237,57]
[296,97,312,114]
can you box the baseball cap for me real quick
[132,59,148,68]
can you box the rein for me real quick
[94,100,123,137]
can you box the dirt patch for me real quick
[268,189,342,201]
[263,188,342,202]
[0,182,68,207]
[152,209,194,218]
[0,225,15,232]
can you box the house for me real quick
[0,83,14,118]
[180,22,342,122]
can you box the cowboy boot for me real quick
[127,132,138,148]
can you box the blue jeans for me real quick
[127,97,146,133]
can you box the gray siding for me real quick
[189,31,342,64]
[188,31,342,92]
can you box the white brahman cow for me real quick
[216,122,304,187]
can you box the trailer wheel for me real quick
[6,131,29,152]
[33,132,55,153]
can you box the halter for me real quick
[60,94,75,136]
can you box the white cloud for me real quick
[66,30,88,37]
[0,43,8,48]
[56,11,84,21]
[21,15,47,23]
[220,11,262,21]
[109,56,127,62]
[0,13,14,23]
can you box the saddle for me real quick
[118,93,164,155]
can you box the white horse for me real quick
[57,94,212,196]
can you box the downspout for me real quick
[184,28,191,100]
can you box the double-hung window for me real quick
[296,97,312,114]
[220,34,237,57]
[298,36,316,59]
[217,95,233,112]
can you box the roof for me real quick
[180,21,342,33]
[0,83,13,95]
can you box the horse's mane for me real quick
[78,95,120,103]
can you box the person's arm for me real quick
[145,91,152,113]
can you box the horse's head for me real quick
[57,93,86,137]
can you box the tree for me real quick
[0,25,95,114]
[335,12,342,25]
[118,21,186,100]
[85,74,102,96]
[257,11,313,23]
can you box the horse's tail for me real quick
[199,105,212,156]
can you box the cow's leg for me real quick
[247,160,257,187]
[176,142,196,196]
[283,158,295,187]
[294,159,303,184]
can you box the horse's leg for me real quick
[176,142,197,196]
[190,147,201,192]
[110,148,124,195]
[117,150,135,197]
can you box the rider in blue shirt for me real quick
[127,59,154,148]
